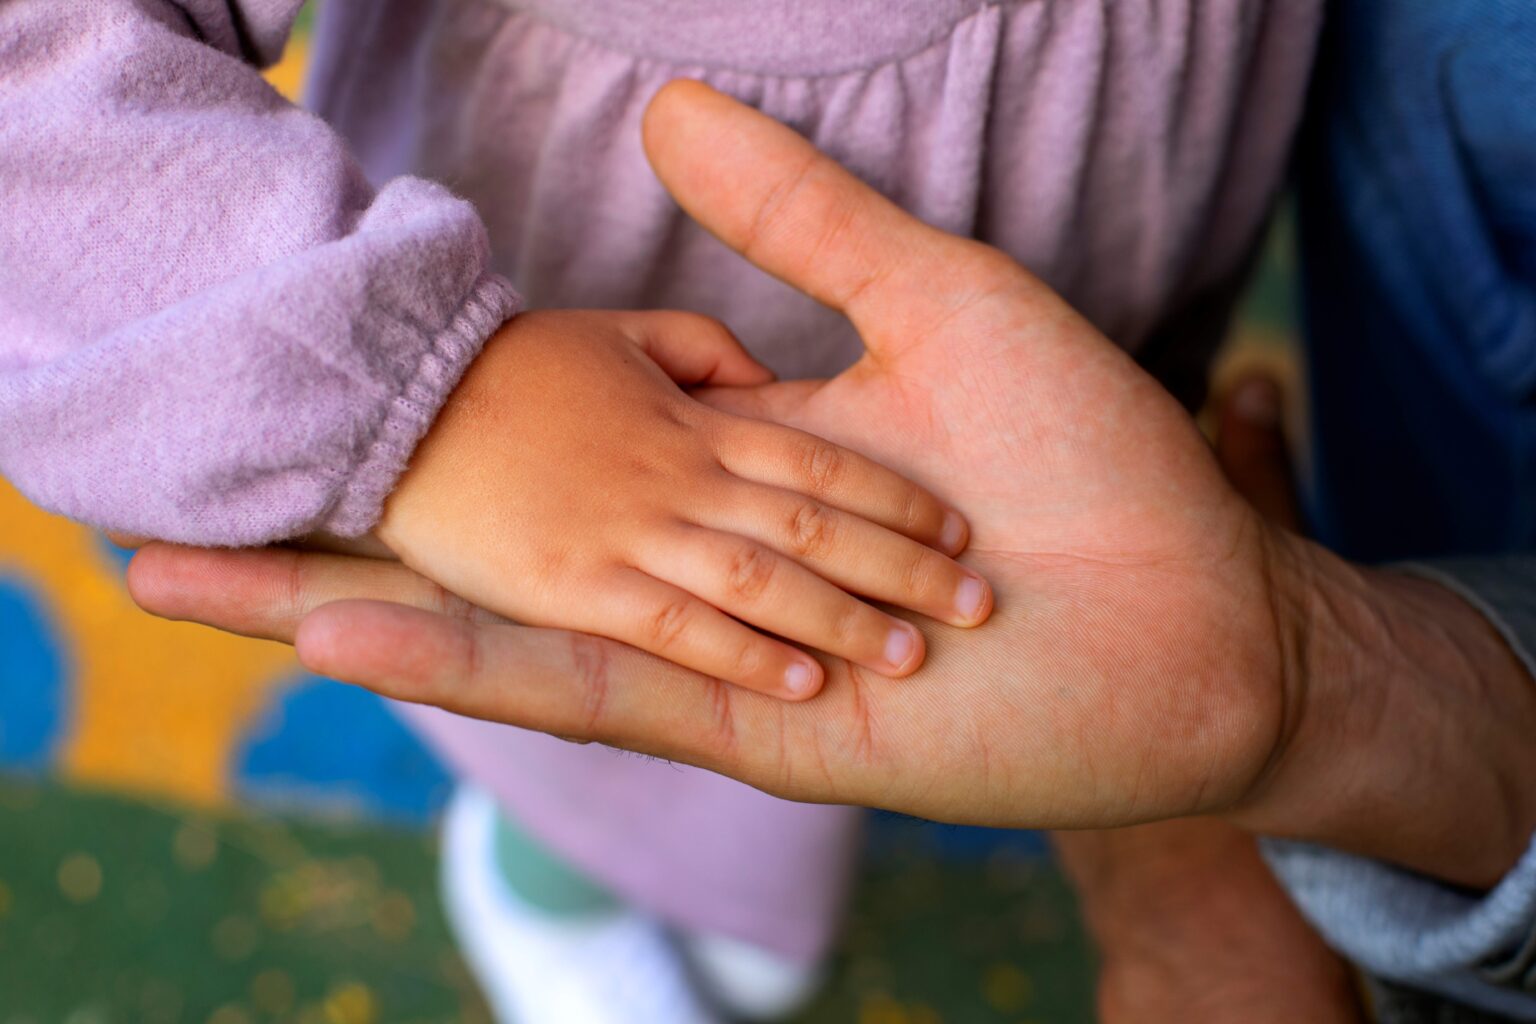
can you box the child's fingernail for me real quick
[940,511,967,553]
[883,623,920,671]
[955,574,990,624]
[784,660,818,696]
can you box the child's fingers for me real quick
[625,310,776,388]
[636,526,926,678]
[594,569,824,700]
[701,485,993,628]
[715,418,969,555]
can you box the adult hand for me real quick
[133,80,1285,829]
[1055,374,1361,1024]
[130,83,1536,885]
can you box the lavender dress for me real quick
[0,0,1320,959]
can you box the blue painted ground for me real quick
[0,575,67,772]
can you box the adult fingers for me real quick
[1215,373,1301,531]
[126,543,495,644]
[642,80,1055,357]
[295,600,791,786]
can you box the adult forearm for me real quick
[1054,820,1363,1024]
[1232,534,1536,888]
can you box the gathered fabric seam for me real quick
[479,0,1036,81]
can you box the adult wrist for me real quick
[1226,533,1536,888]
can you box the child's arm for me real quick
[0,0,517,545]
[0,2,988,695]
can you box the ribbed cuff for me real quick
[319,271,522,537]
[1263,834,1536,1020]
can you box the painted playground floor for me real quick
[0,477,1094,1023]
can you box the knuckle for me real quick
[644,598,693,651]
[828,598,866,646]
[808,200,874,298]
[424,577,473,620]
[281,550,307,622]
[728,637,766,682]
[726,544,777,602]
[426,619,482,708]
[742,152,818,260]
[702,677,740,760]
[901,547,939,597]
[964,241,1027,287]
[787,500,835,558]
[895,485,926,534]
[568,634,613,736]
[799,439,845,494]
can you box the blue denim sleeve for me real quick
[1263,559,1536,1021]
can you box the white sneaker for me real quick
[680,930,827,1021]
[440,786,722,1024]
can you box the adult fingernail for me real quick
[955,573,990,625]
[784,659,819,696]
[940,511,968,554]
[884,623,920,671]
[1232,378,1281,427]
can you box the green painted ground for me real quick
[0,777,1094,1023]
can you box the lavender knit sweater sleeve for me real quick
[0,0,520,545]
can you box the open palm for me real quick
[129,83,1297,831]
[653,81,1293,828]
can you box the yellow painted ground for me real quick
[0,480,295,807]
[265,31,311,102]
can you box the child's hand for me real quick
[375,310,992,699]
